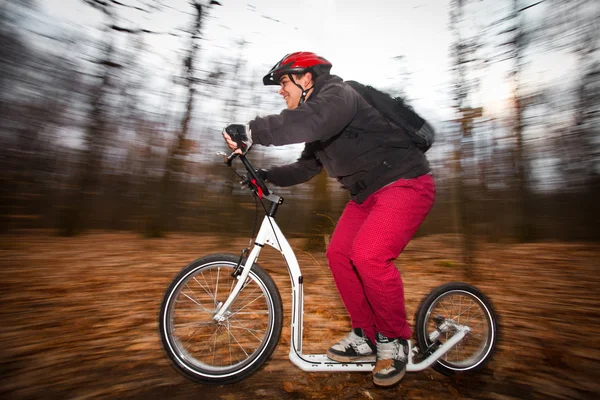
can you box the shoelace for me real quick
[339,331,366,350]
[376,340,406,361]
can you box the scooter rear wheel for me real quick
[414,282,498,376]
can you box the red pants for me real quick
[326,174,435,342]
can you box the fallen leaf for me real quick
[448,385,460,397]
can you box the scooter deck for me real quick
[290,327,468,373]
[289,353,376,372]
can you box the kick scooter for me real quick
[159,152,498,384]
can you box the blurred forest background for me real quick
[1,1,599,399]
[1,0,598,250]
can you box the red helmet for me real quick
[263,52,332,86]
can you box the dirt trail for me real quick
[1,232,598,399]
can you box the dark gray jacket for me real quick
[249,74,430,203]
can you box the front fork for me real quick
[212,245,262,323]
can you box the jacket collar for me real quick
[308,74,343,100]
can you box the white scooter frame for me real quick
[212,192,471,374]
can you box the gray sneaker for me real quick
[373,332,408,387]
[326,328,376,362]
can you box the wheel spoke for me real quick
[233,311,270,315]
[195,273,217,304]
[228,323,233,366]
[174,320,214,330]
[183,281,203,307]
[448,296,457,314]
[181,291,213,315]
[215,267,221,306]
[437,299,454,319]
[228,326,251,358]
[193,324,221,357]
[230,293,266,317]
[464,310,485,325]
[452,300,477,321]
[212,323,218,365]
[229,316,266,341]
[183,323,216,354]
[234,285,260,309]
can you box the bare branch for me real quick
[110,24,182,36]
[261,14,281,23]
[519,1,544,13]
[110,0,149,12]
[82,0,111,14]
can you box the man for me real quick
[223,51,435,387]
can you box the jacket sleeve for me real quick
[266,143,322,187]
[249,83,358,146]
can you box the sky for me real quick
[38,0,455,122]
[207,0,453,103]
[33,0,584,125]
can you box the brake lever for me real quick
[216,151,238,166]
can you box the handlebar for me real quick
[216,151,271,199]
[239,155,270,197]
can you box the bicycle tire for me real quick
[159,253,283,384]
[414,282,498,376]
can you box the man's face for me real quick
[278,74,311,110]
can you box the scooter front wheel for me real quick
[414,282,498,376]
[159,253,283,384]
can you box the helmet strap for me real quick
[288,73,314,106]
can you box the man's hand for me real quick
[222,124,252,154]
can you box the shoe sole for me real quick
[373,368,406,387]
[326,350,376,363]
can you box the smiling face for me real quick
[278,72,313,109]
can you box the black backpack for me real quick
[346,80,435,153]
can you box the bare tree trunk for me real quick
[306,171,333,252]
[148,1,218,237]
[225,39,247,122]
[571,4,600,240]
[450,0,481,273]
[59,2,117,236]
[223,39,248,220]
[510,0,534,242]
